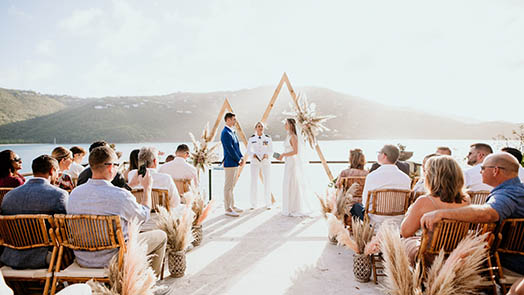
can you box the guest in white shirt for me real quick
[464,143,493,191]
[350,144,411,227]
[159,144,198,187]
[129,146,179,208]
[67,146,86,178]
[502,147,524,182]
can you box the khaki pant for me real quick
[224,167,238,211]
[139,229,167,277]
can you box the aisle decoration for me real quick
[328,214,375,282]
[189,123,219,179]
[283,93,335,149]
[187,185,214,247]
[155,205,194,278]
[88,219,159,295]
[379,223,489,295]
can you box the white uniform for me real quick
[247,133,273,208]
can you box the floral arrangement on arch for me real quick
[283,93,335,149]
[189,123,219,176]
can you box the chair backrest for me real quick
[494,218,524,255]
[411,176,420,190]
[0,214,55,250]
[131,188,170,211]
[53,214,125,252]
[173,179,191,196]
[467,190,491,205]
[0,187,13,207]
[418,219,496,273]
[364,189,411,216]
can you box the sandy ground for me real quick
[156,198,383,295]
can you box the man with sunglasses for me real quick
[421,152,524,275]
[464,143,493,191]
[68,146,167,278]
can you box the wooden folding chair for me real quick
[493,218,524,294]
[364,189,411,284]
[131,188,170,211]
[467,190,491,205]
[411,176,420,190]
[51,214,126,295]
[0,214,58,295]
[418,219,497,293]
[0,187,13,207]
[338,176,366,204]
[173,178,191,203]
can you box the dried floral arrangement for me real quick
[283,93,335,148]
[88,219,160,295]
[189,123,219,175]
[317,186,354,220]
[185,185,214,226]
[327,214,374,254]
[379,223,489,295]
[156,205,195,252]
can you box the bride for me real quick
[277,118,312,217]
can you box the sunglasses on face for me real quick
[104,162,120,167]
[13,158,22,163]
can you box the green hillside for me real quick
[0,87,521,143]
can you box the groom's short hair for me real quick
[176,144,189,153]
[224,112,235,122]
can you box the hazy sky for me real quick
[1,0,523,123]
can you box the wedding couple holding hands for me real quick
[220,113,311,217]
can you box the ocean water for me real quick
[2,139,516,207]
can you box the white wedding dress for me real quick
[282,134,312,217]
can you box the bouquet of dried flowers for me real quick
[327,214,374,254]
[189,123,219,177]
[155,205,194,252]
[88,219,160,295]
[379,222,489,295]
[186,185,214,226]
[283,93,335,149]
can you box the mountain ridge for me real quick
[0,86,520,144]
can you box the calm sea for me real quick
[1,139,515,205]
[1,139,510,174]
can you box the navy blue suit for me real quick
[1,178,68,269]
[221,126,243,167]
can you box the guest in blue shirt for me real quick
[421,152,524,274]
[1,155,68,269]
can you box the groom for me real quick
[221,112,245,217]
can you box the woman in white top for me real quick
[277,118,311,217]
[68,146,86,178]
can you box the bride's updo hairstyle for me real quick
[286,118,297,135]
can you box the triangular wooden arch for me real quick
[260,72,334,181]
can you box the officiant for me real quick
[247,122,273,209]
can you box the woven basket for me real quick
[353,253,371,282]
[168,249,186,278]
[192,225,203,247]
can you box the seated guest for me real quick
[67,146,167,277]
[77,140,130,190]
[159,144,198,187]
[129,146,180,208]
[1,155,68,268]
[436,146,452,156]
[421,152,524,275]
[0,150,25,188]
[52,146,75,191]
[123,149,139,181]
[351,144,412,226]
[464,143,493,191]
[164,154,175,163]
[412,153,438,193]
[68,146,87,179]
[502,147,524,182]
[400,156,469,264]
[369,152,410,176]
[335,148,368,188]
